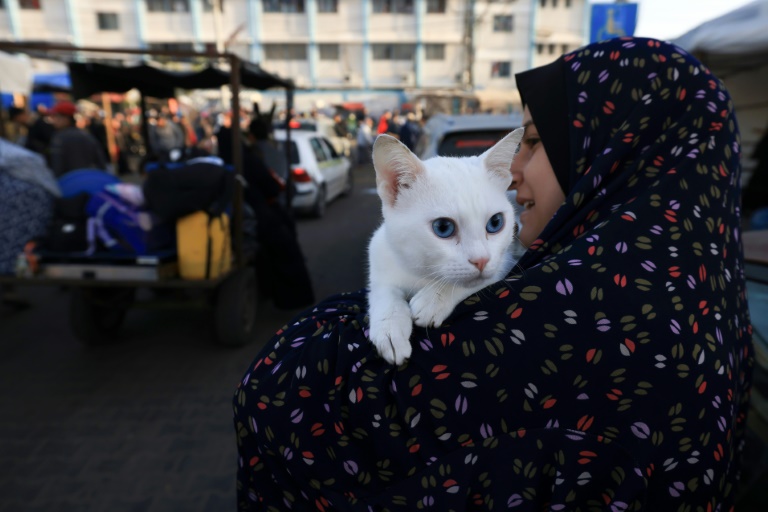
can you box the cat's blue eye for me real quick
[432,218,456,238]
[486,213,505,234]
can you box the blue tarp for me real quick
[33,73,71,91]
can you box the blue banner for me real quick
[590,3,638,43]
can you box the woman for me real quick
[233,37,753,510]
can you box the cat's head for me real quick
[372,127,524,285]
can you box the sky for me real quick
[591,0,756,42]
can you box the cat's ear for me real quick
[482,127,525,188]
[372,134,425,207]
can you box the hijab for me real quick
[516,58,571,194]
[235,37,754,509]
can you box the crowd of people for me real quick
[3,99,430,178]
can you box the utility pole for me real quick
[462,0,476,92]
[212,0,229,109]
[459,0,476,113]
[213,0,225,53]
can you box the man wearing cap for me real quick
[48,101,108,177]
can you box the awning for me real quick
[68,60,294,99]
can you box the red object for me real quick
[50,101,77,117]
[291,167,311,183]
[377,117,388,134]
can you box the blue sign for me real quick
[590,3,638,43]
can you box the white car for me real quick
[273,129,353,217]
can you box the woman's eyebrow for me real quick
[522,120,534,129]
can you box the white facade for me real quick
[532,0,588,68]
[0,0,588,111]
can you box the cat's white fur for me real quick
[367,128,524,365]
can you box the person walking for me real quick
[48,101,108,177]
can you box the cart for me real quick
[0,43,295,347]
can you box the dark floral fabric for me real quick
[234,37,753,511]
[0,170,54,274]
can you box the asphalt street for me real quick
[0,162,382,512]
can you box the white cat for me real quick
[367,128,524,365]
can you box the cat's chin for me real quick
[460,275,496,288]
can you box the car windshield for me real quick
[437,130,514,157]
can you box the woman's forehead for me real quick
[522,105,532,123]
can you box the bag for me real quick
[85,191,175,255]
[142,162,234,221]
[43,220,89,252]
[176,211,231,280]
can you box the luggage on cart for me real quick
[86,191,175,255]
[176,211,231,280]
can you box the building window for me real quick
[317,0,337,12]
[264,44,307,60]
[424,43,444,60]
[372,43,415,60]
[491,61,511,78]
[146,0,190,12]
[566,0,572,6]
[561,44,569,54]
[493,15,513,32]
[97,12,119,30]
[264,0,305,13]
[539,0,545,7]
[19,0,41,9]
[203,0,224,12]
[372,0,414,14]
[318,43,339,60]
[426,0,445,13]
[548,43,556,54]
[552,0,558,7]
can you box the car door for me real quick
[318,136,347,198]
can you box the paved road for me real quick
[0,162,382,511]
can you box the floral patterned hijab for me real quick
[234,37,753,510]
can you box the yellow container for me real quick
[176,211,232,280]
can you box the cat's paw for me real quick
[369,313,413,365]
[410,289,453,328]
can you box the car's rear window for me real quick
[275,140,300,165]
[437,130,515,157]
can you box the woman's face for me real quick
[509,105,566,247]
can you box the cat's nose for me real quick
[470,258,488,272]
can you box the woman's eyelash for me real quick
[524,137,541,147]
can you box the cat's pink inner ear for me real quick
[373,136,424,207]
[377,162,401,207]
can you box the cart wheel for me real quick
[214,267,257,347]
[69,288,133,346]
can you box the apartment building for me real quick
[0,0,587,112]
